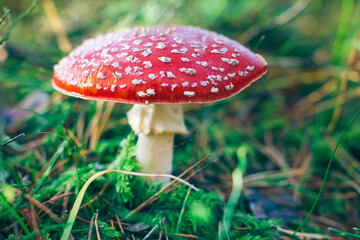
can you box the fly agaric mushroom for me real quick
[52,26,267,177]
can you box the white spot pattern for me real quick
[158,56,171,62]
[182,81,190,87]
[132,79,146,85]
[143,61,152,68]
[116,53,128,58]
[97,72,106,79]
[148,73,157,80]
[146,88,155,96]
[184,91,195,97]
[225,83,234,91]
[246,65,255,71]
[156,42,166,49]
[221,58,239,66]
[179,68,196,75]
[113,72,122,79]
[211,87,219,93]
[53,26,266,104]
[133,39,143,45]
[167,71,176,78]
[141,49,152,57]
[82,70,89,77]
[196,61,208,67]
[171,84,178,91]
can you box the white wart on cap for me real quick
[52,26,267,104]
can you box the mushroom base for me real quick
[136,132,174,181]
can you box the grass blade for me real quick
[33,141,67,193]
[0,195,31,235]
[61,170,198,240]
[175,188,191,233]
[328,227,360,239]
[291,109,360,238]
[221,146,248,239]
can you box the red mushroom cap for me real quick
[52,26,267,104]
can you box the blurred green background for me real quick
[0,0,360,239]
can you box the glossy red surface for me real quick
[52,26,267,104]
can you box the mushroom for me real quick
[52,26,267,179]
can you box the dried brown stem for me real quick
[79,181,110,210]
[125,154,213,219]
[88,215,95,240]
[15,189,63,224]
[95,211,101,240]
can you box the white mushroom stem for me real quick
[127,104,188,178]
[136,132,174,176]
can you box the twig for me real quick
[61,170,198,240]
[145,159,218,207]
[271,225,344,240]
[14,189,63,224]
[88,214,95,240]
[94,210,101,240]
[232,227,250,231]
[115,214,126,235]
[143,217,165,240]
[30,202,41,240]
[143,224,159,240]
[218,221,221,240]
[1,133,25,147]
[125,154,213,219]
[76,216,91,224]
[172,233,198,238]
[110,220,120,240]
[44,192,74,205]
[62,185,71,220]
[99,195,113,208]
[79,181,110,210]
[164,159,217,194]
